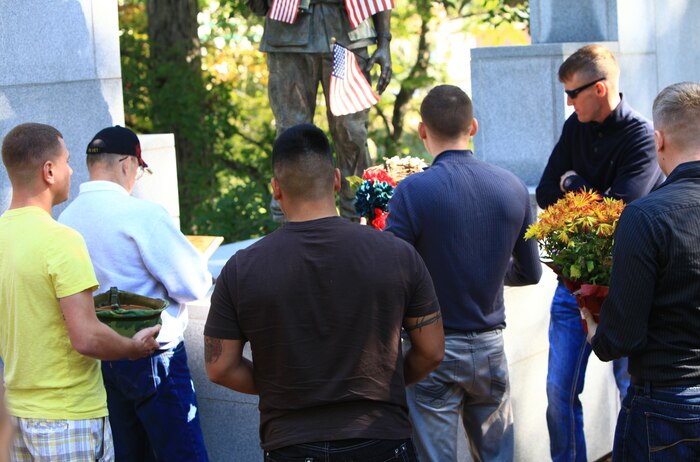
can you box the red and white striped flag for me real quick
[269,0,300,24]
[329,43,379,116]
[345,0,395,29]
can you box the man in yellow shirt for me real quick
[0,123,160,461]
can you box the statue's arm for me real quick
[247,0,270,17]
[367,10,392,94]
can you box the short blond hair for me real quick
[653,82,700,150]
[559,45,620,87]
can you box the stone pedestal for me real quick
[132,134,182,227]
[0,0,125,215]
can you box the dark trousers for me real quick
[264,438,418,462]
[267,51,372,220]
[613,382,700,461]
[102,341,208,461]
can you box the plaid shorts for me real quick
[10,416,114,462]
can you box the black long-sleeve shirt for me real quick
[536,96,663,208]
[591,161,700,384]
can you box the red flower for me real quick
[371,208,389,230]
[363,167,396,187]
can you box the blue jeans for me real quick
[404,330,513,462]
[264,438,418,461]
[546,282,629,462]
[101,341,208,462]
[613,382,700,461]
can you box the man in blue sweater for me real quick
[386,85,542,461]
[536,44,663,462]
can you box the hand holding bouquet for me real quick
[524,189,625,330]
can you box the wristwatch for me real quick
[562,174,576,190]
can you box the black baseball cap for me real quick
[86,125,148,169]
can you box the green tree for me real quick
[118,0,528,242]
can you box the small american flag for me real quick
[269,0,300,24]
[345,0,395,29]
[268,0,393,28]
[329,43,379,116]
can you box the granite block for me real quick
[617,53,657,119]
[655,0,700,89]
[616,0,656,54]
[0,79,119,214]
[91,0,122,80]
[471,48,566,187]
[529,0,617,45]
[0,0,97,86]
[132,134,181,226]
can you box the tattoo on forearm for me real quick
[204,337,223,364]
[405,312,442,332]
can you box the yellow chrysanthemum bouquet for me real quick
[524,190,625,329]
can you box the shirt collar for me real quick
[595,94,632,132]
[79,180,130,196]
[432,150,473,165]
[655,161,700,191]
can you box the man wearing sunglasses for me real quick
[59,126,213,461]
[535,44,663,462]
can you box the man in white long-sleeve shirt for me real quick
[60,126,212,462]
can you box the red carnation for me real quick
[363,167,396,187]
[371,209,389,230]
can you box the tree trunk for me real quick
[146,0,208,231]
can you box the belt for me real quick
[630,376,700,388]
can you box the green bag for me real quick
[94,287,168,337]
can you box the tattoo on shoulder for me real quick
[204,336,223,364]
[404,311,442,332]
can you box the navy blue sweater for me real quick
[386,150,542,332]
[536,96,663,208]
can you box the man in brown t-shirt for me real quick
[204,123,444,461]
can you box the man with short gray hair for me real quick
[583,81,700,461]
[59,126,212,461]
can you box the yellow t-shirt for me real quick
[0,206,106,419]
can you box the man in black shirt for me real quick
[536,44,663,462]
[583,81,700,461]
[203,124,444,461]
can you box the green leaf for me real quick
[586,260,595,273]
[346,175,364,190]
[569,265,582,279]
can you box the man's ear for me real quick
[469,117,479,137]
[271,177,282,200]
[418,121,427,140]
[654,129,665,154]
[333,168,341,192]
[596,80,608,97]
[42,160,55,185]
[121,156,132,176]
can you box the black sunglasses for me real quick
[565,77,606,99]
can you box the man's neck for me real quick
[594,93,622,124]
[430,142,470,159]
[281,200,339,222]
[89,172,130,192]
[9,189,53,214]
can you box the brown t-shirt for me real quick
[204,217,439,450]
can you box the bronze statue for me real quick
[247,0,392,221]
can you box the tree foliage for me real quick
[118,0,528,242]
